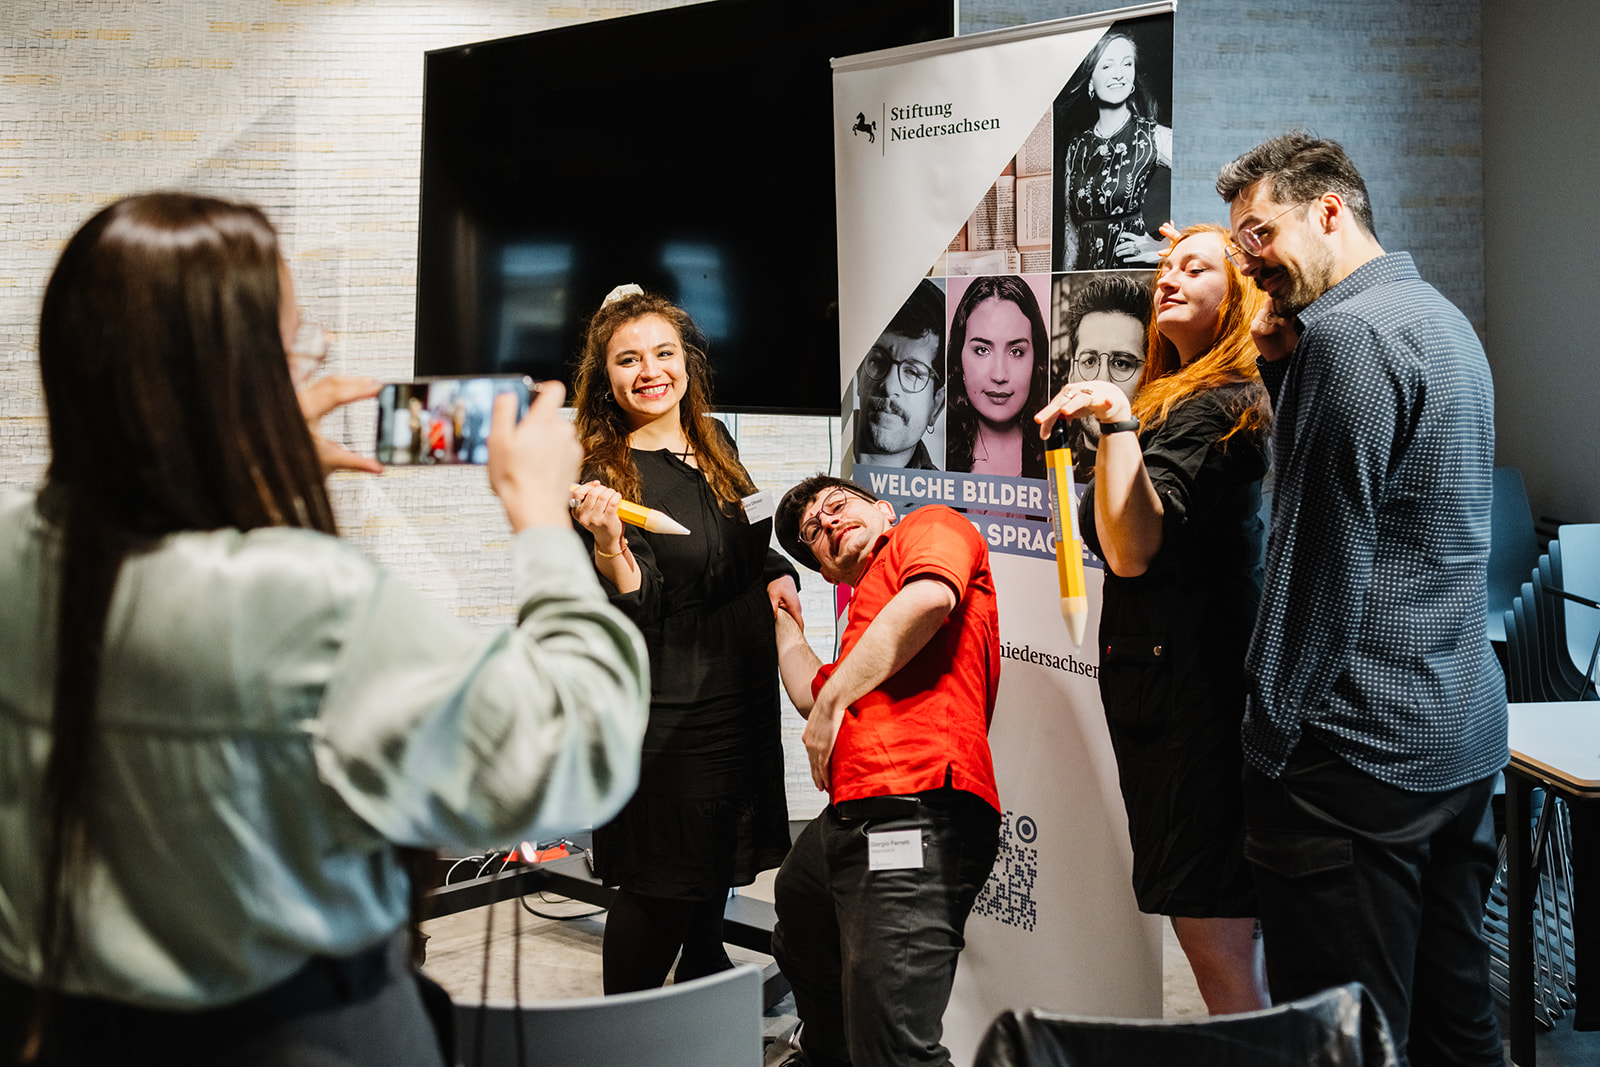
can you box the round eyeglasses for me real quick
[799,489,852,547]
[1072,350,1144,384]
[1228,200,1313,263]
[861,350,935,394]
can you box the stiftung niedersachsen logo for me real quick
[850,101,1001,153]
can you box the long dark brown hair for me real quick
[571,289,753,509]
[24,193,334,1059]
[945,275,1050,478]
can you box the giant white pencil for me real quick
[1045,423,1088,650]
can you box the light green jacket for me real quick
[0,492,647,1008]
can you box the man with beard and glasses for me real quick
[1217,132,1506,1067]
[853,279,946,470]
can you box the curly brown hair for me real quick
[572,289,754,510]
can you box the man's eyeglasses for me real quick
[1072,350,1144,384]
[862,349,935,394]
[1227,200,1312,263]
[799,489,853,547]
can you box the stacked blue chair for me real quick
[1486,522,1598,1028]
[1488,468,1540,645]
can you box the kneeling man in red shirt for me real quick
[771,476,1002,1067]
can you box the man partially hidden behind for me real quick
[854,279,946,469]
[1060,273,1149,482]
[770,478,1001,1067]
[1219,131,1507,1065]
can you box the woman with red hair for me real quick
[1036,223,1272,1014]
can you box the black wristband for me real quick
[1098,418,1140,435]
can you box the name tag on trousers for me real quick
[868,830,923,871]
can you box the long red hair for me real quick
[1132,223,1270,445]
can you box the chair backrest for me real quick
[1556,524,1600,694]
[1514,580,1553,702]
[453,964,763,1067]
[1532,554,1592,699]
[1488,468,1539,643]
[973,982,1398,1067]
[1503,604,1530,702]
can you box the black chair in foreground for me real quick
[973,982,1398,1067]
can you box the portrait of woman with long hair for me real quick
[945,274,1051,480]
[1052,24,1174,270]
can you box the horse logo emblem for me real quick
[852,111,877,145]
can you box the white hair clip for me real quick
[602,283,644,307]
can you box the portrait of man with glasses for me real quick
[852,278,947,470]
[1051,271,1152,482]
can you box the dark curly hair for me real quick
[775,475,882,572]
[572,288,754,510]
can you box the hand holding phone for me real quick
[300,375,383,475]
[489,382,582,532]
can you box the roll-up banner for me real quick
[832,5,1174,1060]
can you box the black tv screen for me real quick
[415,0,954,415]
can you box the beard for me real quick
[1270,240,1341,318]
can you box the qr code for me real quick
[972,809,1038,931]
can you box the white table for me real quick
[1506,701,1600,1065]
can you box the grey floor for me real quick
[420,870,1596,1066]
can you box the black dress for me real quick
[583,428,794,900]
[1079,383,1267,917]
[1062,114,1164,270]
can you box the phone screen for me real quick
[375,375,533,466]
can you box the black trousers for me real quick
[770,788,1000,1067]
[1242,737,1502,1067]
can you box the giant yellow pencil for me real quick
[571,485,690,535]
[1045,423,1088,649]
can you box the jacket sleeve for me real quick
[309,526,649,849]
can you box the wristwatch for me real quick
[1098,418,1140,435]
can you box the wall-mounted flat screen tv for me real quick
[415,0,955,415]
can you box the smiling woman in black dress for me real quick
[568,286,796,994]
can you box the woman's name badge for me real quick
[867,830,923,871]
[740,489,775,525]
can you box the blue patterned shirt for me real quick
[1243,253,1508,791]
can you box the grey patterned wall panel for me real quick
[963,0,1484,330]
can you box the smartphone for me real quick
[375,375,533,466]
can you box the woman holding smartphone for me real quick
[569,286,796,994]
[1035,224,1272,1015]
[0,193,649,1066]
